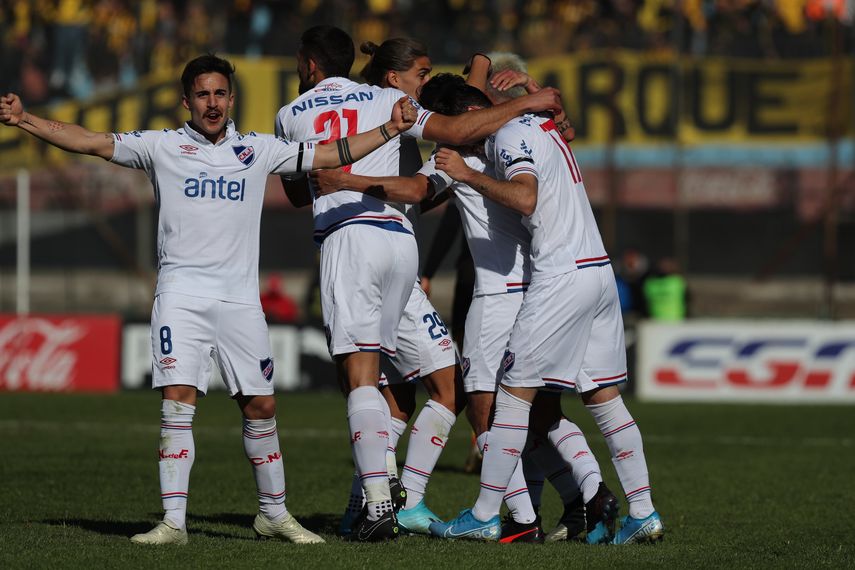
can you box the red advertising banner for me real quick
[0,315,121,392]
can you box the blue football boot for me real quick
[612,512,665,544]
[397,499,442,535]
[429,508,501,541]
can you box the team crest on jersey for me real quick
[461,357,470,378]
[502,350,515,372]
[260,357,274,382]
[233,145,256,166]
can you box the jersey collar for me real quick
[183,119,238,146]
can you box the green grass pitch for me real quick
[1,390,853,568]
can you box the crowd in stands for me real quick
[1,0,852,104]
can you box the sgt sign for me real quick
[638,320,855,403]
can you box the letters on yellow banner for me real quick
[1,52,851,168]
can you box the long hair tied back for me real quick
[360,38,428,86]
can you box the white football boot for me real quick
[252,512,325,544]
[130,521,188,545]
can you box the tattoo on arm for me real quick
[47,121,65,132]
[335,137,353,165]
[379,123,392,142]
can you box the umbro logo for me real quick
[159,356,177,369]
[179,144,198,155]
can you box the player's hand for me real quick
[389,96,417,134]
[434,148,472,182]
[0,93,24,126]
[490,70,540,94]
[420,276,432,298]
[309,168,348,196]
[522,87,562,114]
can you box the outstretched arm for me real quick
[310,169,433,204]
[422,87,562,146]
[434,147,537,216]
[1,93,115,159]
[311,96,416,169]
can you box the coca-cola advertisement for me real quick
[0,315,121,392]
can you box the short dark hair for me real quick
[181,54,236,97]
[418,73,492,115]
[300,25,355,78]
[360,38,428,86]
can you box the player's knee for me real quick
[239,395,276,420]
[581,385,620,406]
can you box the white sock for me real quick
[504,458,537,524]
[347,386,392,521]
[243,417,287,521]
[587,396,654,518]
[521,437,546,512]
[401,400,456,509]
[526,434,581,505]
[159,399,195,530]
[472,387,531,522]
[387,417,407,478]
[548,417,602,503]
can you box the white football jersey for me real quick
[275,77,433,244]
[486,115,608,278]
[111,120,316,305]
[419,154,531,295]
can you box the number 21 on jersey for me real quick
[314,109,358,173]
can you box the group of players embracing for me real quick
[0,24,664,546]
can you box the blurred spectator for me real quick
[260,273,299,324]
[1,0,852,104]
[643,256,688,320]
[45,0,92,97]
[617,248,651,319]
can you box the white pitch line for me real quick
[0,420,850,447]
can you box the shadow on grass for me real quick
[41,518,158,538]
[41,516,245,540]
[188,512,340,536]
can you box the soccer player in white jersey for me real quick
[427,76,665,545]
[275,26,562,541]
[334,37,465,538]
[313,73,609,544]
[0,53,416,546]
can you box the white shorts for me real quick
[461,292,524,393]
[502,265,627,393]
[320,225,418,357]
[380,281,456,386]
[150,292,274,396]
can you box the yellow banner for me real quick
[0,52,851,169]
